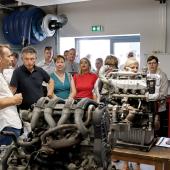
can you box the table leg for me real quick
[164,160,170,170]
[155,162,163,170]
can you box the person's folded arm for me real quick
[47,78,54,98]
[0,93,23,109]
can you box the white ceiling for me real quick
[16,0,92,7]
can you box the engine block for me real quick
[98,69,159,151]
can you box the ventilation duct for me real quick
[2,7,68,46]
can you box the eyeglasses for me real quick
[147,62,157,65]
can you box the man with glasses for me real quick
[147,55,168,137]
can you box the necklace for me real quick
[54,72,65,83]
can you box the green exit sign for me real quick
[91,25,104,32]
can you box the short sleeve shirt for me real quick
[73,73,98,99]
[50,72,71,99]
[10,65,50,109]
[0,73,22,131]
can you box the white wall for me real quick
[58,0,170,68]
[1,0,170,70]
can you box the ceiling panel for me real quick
[16,0,92,6]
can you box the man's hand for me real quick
[13,93,23,105]
[47,79,54,99]
[0,93,23,109]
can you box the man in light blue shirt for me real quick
[37,46,55,95]
[65,48,79,76]
[37,46,55,74]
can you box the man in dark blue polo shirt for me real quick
[10,46,54,110]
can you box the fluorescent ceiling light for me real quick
[16,0,91,6]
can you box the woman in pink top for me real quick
[73,57,98,100]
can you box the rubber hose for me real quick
[2,7,46,45]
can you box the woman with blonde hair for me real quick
[124,57,139,73]
[73,57,98,100]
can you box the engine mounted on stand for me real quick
[98,68,160,151]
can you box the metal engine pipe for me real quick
[44,97,65,128]
[17,137,39,147]
[31,97,49,130]
[74,98,98,137]
[2,145,29,170]
[84,104,96,126]
[57,98,74,126]
[30,107,42,130]
[41,132,80,150]
[41,124,80,149]
[2,145,18,170]
[92,106,105,138]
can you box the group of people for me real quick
[0,45,168,170]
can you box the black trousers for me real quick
[155,110,168,137]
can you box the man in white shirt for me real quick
[0,44,22,145]
[3,52,19,84]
